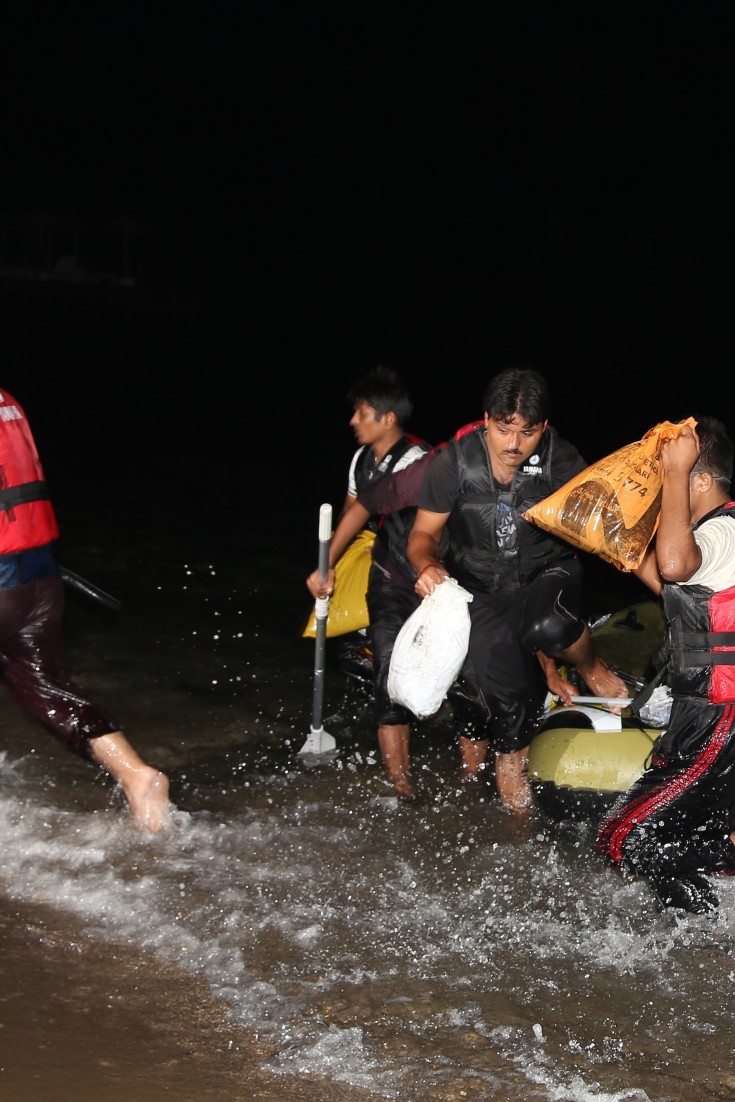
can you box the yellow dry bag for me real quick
[302,528,375,638]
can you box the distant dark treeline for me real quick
[0,209,202,313]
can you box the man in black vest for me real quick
[409,368,628,811]
[308,366,430,799]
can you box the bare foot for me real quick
[124,768,171,833]
[460,770,487,787]
[577,658,629,712]
[387,773,417,802]
[500,790,533,814]
[88,732,171,833]
[496,777,533,814]
[457,771,490,804]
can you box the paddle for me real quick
[59,565,123,612]
[569,695,633,706]
[299,503,337,755]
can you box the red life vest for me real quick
[0,390,59,554]
[662,503,735,704]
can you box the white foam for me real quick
[0,753,732,1099]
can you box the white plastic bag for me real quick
[637,684,672,728]
[388,577,473,719]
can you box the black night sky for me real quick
[0,6,732,525]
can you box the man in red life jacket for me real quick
[598,415,735,914]
[0,388,170,832]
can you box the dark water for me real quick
[1,290,735,1100]
[0,489,732,1102]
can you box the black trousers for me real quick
[366,562,422,727]
[452,559,586,753]
[597,697,735,880]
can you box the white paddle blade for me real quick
[299,725,337,755]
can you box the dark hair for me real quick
[347,365,413,424]
[482,368,551,426]
[691,414,733,488]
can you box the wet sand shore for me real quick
[0,897,380,1102]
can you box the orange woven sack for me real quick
[523,418,698,572]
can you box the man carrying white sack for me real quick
[313,368,628,812]
[408,368,628,811]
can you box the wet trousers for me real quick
[452,559,587,754]
[366,561,421,726]
[597,697,735,881]
[0,573,118,754]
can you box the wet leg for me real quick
[494,747,532,812]
[378,723,415,800]
[459,736,489,783]
[89,732,171,832]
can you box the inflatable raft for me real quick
[528,599,666,820]
[528,708,661,820]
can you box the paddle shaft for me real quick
[59,565,123,612]
[311,503,332,732]
[569,696,632,706]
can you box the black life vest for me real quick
[354,434,431,576]
[445,421,579,594]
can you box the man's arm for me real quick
[356,450,434,516]
[408,508,451,596]
[655,429,702,582]
[537,651,576,706]
[305,501,370,598]
[632,546,663,595]
[337,491,358,522]
[307,450,436,599]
